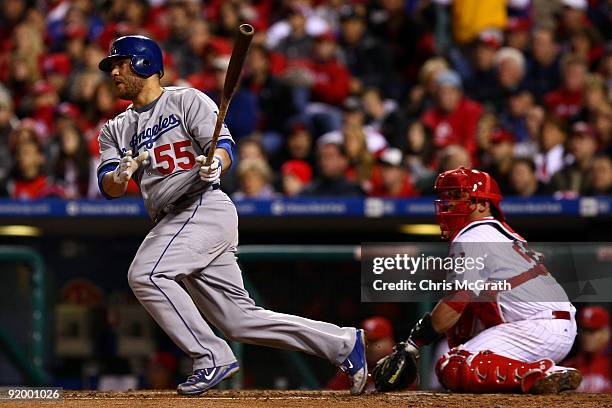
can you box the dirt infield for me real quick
[6,390,612,408]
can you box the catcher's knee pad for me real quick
[436,349,554,393]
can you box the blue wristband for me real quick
[216,139,235,168]
[97,162,119,200]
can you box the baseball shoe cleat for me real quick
[177,361,240,396]
[340,328,368,395]
[522,368,582,394]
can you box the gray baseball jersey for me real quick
[97,86,233,219]
[98,86,356,374]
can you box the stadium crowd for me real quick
[0,0,611,200]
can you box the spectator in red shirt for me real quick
[284,38,352,137]
[544,55,588,121]
[8,137,61,199]
[42,53,72,100]
[563,306,611,393]
[30,81,60,138]
[421,69,483,162]
[369,148,417,198]
[281,160,312,197]
[307,32,351,107]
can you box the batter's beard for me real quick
[116,76,145,100]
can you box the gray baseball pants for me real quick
[127,188,356,370]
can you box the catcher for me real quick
[373,167,582,394]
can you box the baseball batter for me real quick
[374,167,582,394]
[96,35,367,395]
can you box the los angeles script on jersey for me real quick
[130,114,180,150]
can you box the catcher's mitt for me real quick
[372,341,419,391]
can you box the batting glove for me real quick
[113,150,149,183]
[196,155,222,184]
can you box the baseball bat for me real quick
[205,23,255,166]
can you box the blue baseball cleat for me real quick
[177,361,240,395]
[340,329,367,395]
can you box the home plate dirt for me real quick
[6,390,612,407]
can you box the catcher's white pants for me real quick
[460,311,577,365]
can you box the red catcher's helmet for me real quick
[434,167,504,240]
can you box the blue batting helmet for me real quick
[99,35,164,78]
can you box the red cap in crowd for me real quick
[281,160,312,184]
[572,121,597,139]
[490,127,515,144]
[477,29,503,49]
[55,102,80,119]
[65,24,87,40]
[290,121,308,134]
[42,53,72,77]
[316,32,336,43]
[361,316,393,341]
[207,37,232,57]
[578,306,610,330]
[32,81,56,96]
[507,17,531,33]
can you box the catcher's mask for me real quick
[434,167,504,240]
